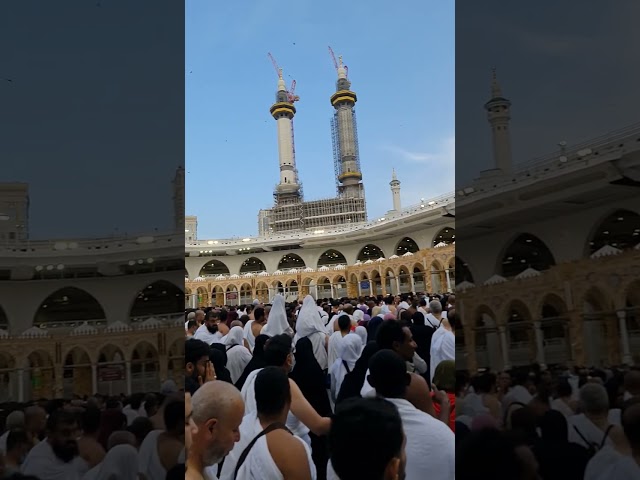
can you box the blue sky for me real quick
[186,0,454,239]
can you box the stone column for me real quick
[445,269,452,292]
[617,310,633,365]
[357,281,362,297]
[409,274,415,294]
[54,365,64,399]
[125,361,132,395]
[91,363,98,394]
[533,321,546,368]
[498,326,510,370]
[395,277,401,295]
[17,369,24,403]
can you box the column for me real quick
[445,269,452,292]
[125,361,132,395]
[617,310,633,365]
[409,274,415,294]
[17,369,24,403]
[91,363,98,394]
[498,326,510,370]
[330,284,336,299]
[191,294,197,309]
[395,277,401,295]
[314,284,319,299]
[533,321,546,368]
[357,281,362,297]
[567,310,585,367]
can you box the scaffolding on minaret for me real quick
[331,109,363,198]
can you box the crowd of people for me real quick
[456,363,640,479]
[185,293,457,480]
[0,383,187,480]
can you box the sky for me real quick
[186,0,455,239]
[456,0,640,186]
[0,0,183,240]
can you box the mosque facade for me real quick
[456,71,640,372]
[0,171,185,401]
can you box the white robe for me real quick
[240,369,310,444]
[327,331,345,368]
[329,334,361,403]
[82,444,139,480]
[293,296,329,370]
[223,326,253,384]
[137,429,184,480]
[429,327,455,382]
[243,320,256,353]
[261,295,293,337]
[567,414,616,449]
[386,397,455,480]
[21,438,89,480]
[193,324,223,345]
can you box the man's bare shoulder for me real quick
[267,430,312,479]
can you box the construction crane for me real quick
[267,52,299,103]
[328,46,348,77]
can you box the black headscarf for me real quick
[366,316,383,341]
[209,344,232,384]
[289,337,332,417]
[336,341,380,404]
[235,334,270,390]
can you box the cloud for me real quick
[383,136,455,166]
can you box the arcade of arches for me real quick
[457,247,640,372]
[185,242,455,307]
[0,278,185,402]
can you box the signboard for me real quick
[98,365,125,382]
[360,281,370,289]
[226,292,238,300]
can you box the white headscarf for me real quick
[261,295,292,337]
[295,295,327,338]
[329,334,362,401]
[223,326,245,347]
[93,444,139,480]
[355,326,368,348]
[353,309,364,324]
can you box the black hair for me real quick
[254,307,265,321]
[338,314,351,331]
[127,416,153,445]
[384,296,394,305]
[219,308,228,322]
[46,409,78,433]
[6,429,30,451]
[556,377,572,398]
[163,399,185,433]
[456,428,526,480]
[411,311,425,325]
[329,397,403,480]
[399,310,412,325]
[368,350,409,399]
[621,396,640,446]
[375,319,405,351]
[187,320,197,330]
[447,310,457,330]
[419,298,427,307]
[81,405,101,434]
[255,366,291,418]
[264,333,292,367]
[185,338,210,366]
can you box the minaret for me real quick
[172,166,185,233]
[269,69,301,203]
[484,68,512,174]
[330,55,364,199]
[390,168,401,211]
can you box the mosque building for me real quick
[0,174,185,401]
[456,70,640,372]
[185,50,456,307]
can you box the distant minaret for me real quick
[330,54,364,199]
[390,168,401,211]
[172,166,185,233]
[270,69,301,202]
[484,68,512,174]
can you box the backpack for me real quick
[572,424,614,458]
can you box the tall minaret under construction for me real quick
[330,52,364,199]
[270,67,301,204]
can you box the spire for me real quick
[490,67,502,98]
[277,68,286,92]
[392,168,397,181]
[337,55,347,80]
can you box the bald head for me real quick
[5,410,25,429]
[191,380,243,426]
[230,320,243,329]
[624,370,640,396]
[107,430,137,450]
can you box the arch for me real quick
[97,344,126,364]
[506,299,532,345]
[455,257,474,283]
[62,346,93,398]
[167,338,185,386]
[473,305,497,353]
[277,253,306,270]
[582,286,613,314]
[539,293,570,348]
[587,209,640,255]
[359,271,369,281]
[317,249,347,268]
[130,280,184,318]
[199,259,231,277]
[131,341,160,392]
[397,266,412,293]
[412,264,426,292]
[500,233,556,278]
[63,346,92,366]
[255,282,269,303]
[27,350,55,398]
[196,286,209,308]
[357,244,385,262]
[33,287,106,327]
[395,237,420,256]
[240,257,267,274]
[626,279,640,307]
[0,352,17,402]
[432,227,455,247]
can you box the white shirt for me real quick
[429,327,455,382]
[22,438,89,480]
[193,324,222,345]
[385,398,455,480]
[567,414,616,449]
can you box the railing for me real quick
[187,192,454,249]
